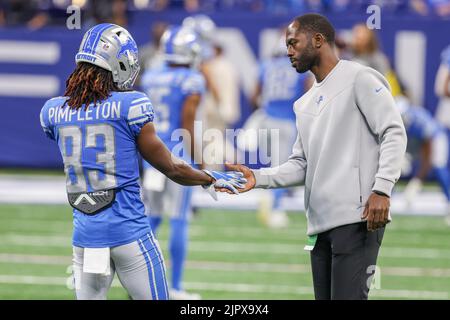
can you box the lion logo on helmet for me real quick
[117,37,138,60]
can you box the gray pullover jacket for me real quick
[253,60,407,235]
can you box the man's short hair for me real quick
[294,13,335,44]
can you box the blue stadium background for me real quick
[0,9,449,168]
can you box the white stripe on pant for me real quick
[72,233,169,300]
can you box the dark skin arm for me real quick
[416,139,432,180]
[181,93,203,169]
[137,122,213,186]
[215,163,256,193]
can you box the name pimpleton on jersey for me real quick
[46,101,122,124]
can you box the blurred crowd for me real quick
[0,1,449,222]
[0,0,449,29]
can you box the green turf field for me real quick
[0,203,449,300]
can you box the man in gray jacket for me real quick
[224,14,407,300]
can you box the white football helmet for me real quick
[160,25,202,68]
[76,23,140,90]
[182,14,216,41]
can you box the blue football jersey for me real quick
[402,105,444,141]
[140,65,205,162]
[40,91,155,247]
[259,56,307,120]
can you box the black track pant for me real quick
[310,222,384,300]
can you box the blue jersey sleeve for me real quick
[420,111,440,140]
[181,72,206,96]
[407,107,440,140]
[124,92,155,138]
[40,99,56,140]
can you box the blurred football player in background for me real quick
[182,14,216,62]
[182,14,240,170]
[40,23,244,300]
[249,32,308,228]
[141,25,205,300]
[397,96,450,225]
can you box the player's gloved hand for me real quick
[404,177,423,207]
[202,170,247,201]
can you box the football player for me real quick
[39,23,245,300]
[140,25,207,300]
[397,96,450,224]
[249,35,308,228]
[183,14,241,171]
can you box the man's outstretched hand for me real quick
[202,169,247,200]
[215,163,256,194]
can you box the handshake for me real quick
[201,164,254,200]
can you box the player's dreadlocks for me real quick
[63,62,120,110]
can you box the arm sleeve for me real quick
[126,93,155,138]
[40,103,55,140]
[354,69,408,197]
[252,122,307,189]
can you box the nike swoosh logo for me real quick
[375,87,383,93]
